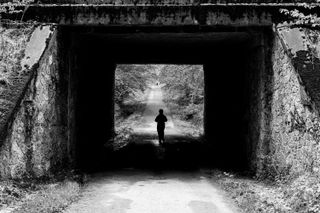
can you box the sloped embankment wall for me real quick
[260,27,320,178]
[0,24,69,179]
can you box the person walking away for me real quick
[155,109,167,145]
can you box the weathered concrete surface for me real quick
[0,25,55,179]
[7,5,273,26]
[278,27,320,113]
[21,26,53,70]
[2,0,320,4]
[0,24,53,136]
[0,25,34,136]
[262,28,320,178]
[0,25,68,179]
[3,4,319,26]
[0,1,320,179]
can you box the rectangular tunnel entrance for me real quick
[61,26,272,172]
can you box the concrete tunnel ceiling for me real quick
[70,30,256,64]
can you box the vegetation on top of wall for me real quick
[280,8,320,27]
[0,0,34,22]
[0,0,33,13]
[280,1,320,28]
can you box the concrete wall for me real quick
[1,25,33,135]
[2,4,279,26]
[21,0,320,4]
[256,27,320,178]
[0,25,53,134]
[0,25,69,179]
[242,32,272,174]
[1,3,320,178]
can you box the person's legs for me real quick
[159,129,164,143]
[162,128,165,143]
[157,128,162,144]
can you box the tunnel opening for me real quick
[111,64,205,170]
[61,26,272,173]
[114,64,204,146]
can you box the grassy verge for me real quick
[209,170,320,213]
[12,181,81,213]
[0,174,83,213]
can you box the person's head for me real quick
[159,109,164,114]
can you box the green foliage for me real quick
[115,64,156,106]
[107,124,133,151]
[159,65,204,130]
[280,6,320,27]
[285,174,320,213]
[114,64,157,149]
[0,0,34,17]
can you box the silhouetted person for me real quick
[155,109,167,145]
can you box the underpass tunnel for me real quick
[61,26,271,172]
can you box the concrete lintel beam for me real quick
[1,4,319,26]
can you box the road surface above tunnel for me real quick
[64,170,240,213]
[134,84,179,136]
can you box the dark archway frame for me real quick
[59,25,273,172]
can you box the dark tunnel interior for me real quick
[61,26,271,173]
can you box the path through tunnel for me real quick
[61,26,272,173]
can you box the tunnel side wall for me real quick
[258,28,320,178]
[0,27,69,179]
[243,32,271,174]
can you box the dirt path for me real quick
[133,84,180,136]
[64,170,241,213]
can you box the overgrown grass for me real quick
[213,170,320,213]
[0,180,32,209]
[0,175,82,213]
[12,180,81,213]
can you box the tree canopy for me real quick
[115,64,157,105]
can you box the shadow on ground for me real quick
[103,133,212,171]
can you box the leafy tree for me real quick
[159,65,204,127]
[115,64,157,106]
